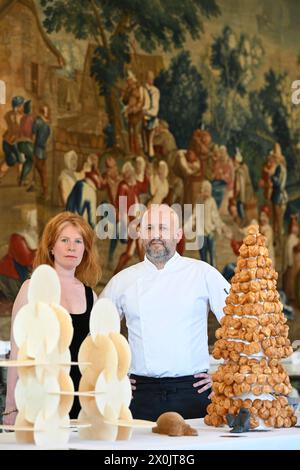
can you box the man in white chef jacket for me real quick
[100,204,230,421]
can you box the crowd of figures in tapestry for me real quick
[0,0,300,321]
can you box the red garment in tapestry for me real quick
[0,234,36,280]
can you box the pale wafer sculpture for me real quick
[0,267,155,445]
[205,225,297,430]
[0,265,75,447]
[77,298,134,440]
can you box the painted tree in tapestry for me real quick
[40,0,220,150]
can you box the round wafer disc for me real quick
[78,334,118,383]
[51,303,73,353]
[79,371,98,415]
[58,370,74,417]
[14,302,60,357]
[28,265,61,305]
[89,298,120,339]
[95,372,132,416]
[78,407,118,441]
[17,343,36,383]
[109,332,131,380]
[15,411,34,444]
[117,404,133,440]
[15,376,60,423]
[35,348,71,383]
[34,411,70,448]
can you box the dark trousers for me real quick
[129,374,211,422]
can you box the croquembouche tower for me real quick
[205,224,297,429]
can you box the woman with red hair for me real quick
[4,212,101,424]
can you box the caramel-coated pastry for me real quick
[250,281,261,292]
[267,280,276,290]
[247,259,258,269]
[257,374,267,385]
[235,399,243,408]
[239,271,251,282]
[212,348,222,359]
[259,408,269,420]
[245,342,261,355]
[233,383,242,395]
[269,407,278,417]
[257,234,266,246]
[253,399,263,409]
[204,415,212,425]
[266,291,275,301]
[242,399,252,408]
[262,385,272,394]
[259,279,268,290]
[240,364,251,374]
[224,386,235,398]
[274,384,284,394]
[291,416,297,426]
[224,373,234,385]
[223,305,234,316]
[272,374,282,384]
[240,292,259,304]
[240,383,251,394]
[253,304,264,315]
[266,258,272,268]
[250,406,258,416]
[227,406,238,415]
[234,306,244,316]
[264,417,275,427]
[252,365,263,375]
[248,245,259,257]
[260,326,271,337]
[246,374,257,385]
[211,414,223,427]
[255,268,265,278]
[275,416,284,428]
[228,351,240,362]
[226,292,239,304]
[250,417,259,429]
[262,302,274,313]
[244,331,254,342]
[248,268,258,280]
[234,342,244,353]
[258,246,269,257]
[257,256,267,267]
[252,385,262,395]
[240,282,250,293]
[237,258,247,270]
[215,328,223,339]
[259,291,269,302]
[243,234,256,246]
[239,245,249,257]
[283,417,292,428]
[215,405,227,416]
[231,273,240,283]
[247,224,259,235]
[231,282,240,293]
[239,357,248,365]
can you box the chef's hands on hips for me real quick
[193,372,213,399]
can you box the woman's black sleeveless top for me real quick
[69,285,93,419]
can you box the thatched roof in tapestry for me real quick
[0,0,65,66]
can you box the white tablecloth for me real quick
[1,418,300,450]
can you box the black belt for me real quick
[130,373,207,384]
